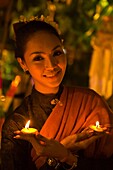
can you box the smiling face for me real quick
[17,31,67,94]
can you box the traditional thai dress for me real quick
[1,85,113,170]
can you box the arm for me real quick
[14,127,103,169]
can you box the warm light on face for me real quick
[22,31,67,94]
[25,120,30,129]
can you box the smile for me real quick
[43,70,61,78]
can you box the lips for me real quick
[43,67,61,78]
[43,70,61,78]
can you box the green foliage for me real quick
[55,0,112,51]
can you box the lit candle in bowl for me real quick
[89,121,104,132]
[21,120,38,134]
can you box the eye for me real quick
[33,55,44,61]
[53,50,64,57]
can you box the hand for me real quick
[14,131,69,161]
[14,130,39,143]
[60,127,105,151]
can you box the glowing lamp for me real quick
[21,120,37,134]
[89,121,104,132]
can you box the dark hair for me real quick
[13,20,61,59]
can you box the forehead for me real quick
[26,31,62,51]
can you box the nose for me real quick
[45,56,57,70]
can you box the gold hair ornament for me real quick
[18,15,61,34]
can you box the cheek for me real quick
[59,55,67,69]
[27,61,45,71]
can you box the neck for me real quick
[34,85,59,94]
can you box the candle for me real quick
[89,121,104,132]
[21,120,37,134]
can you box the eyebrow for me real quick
[30,45,61,56]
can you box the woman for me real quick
[1,15,113,170]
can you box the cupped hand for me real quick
[14,131,69,161]
[33,134,69,160]
[14,130,39,143]
[60,127,106,151]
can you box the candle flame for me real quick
[96,121,100,128]
[25,120,30,129]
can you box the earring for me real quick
[23,68,29,74]
[23,68,28,72]
[23,68,26,72]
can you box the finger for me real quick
[36,134,49,142]
[14,134,28,140]
[14,135,21,139]
[81,135,101,148]
[75,130,94,142]
[14,132,36,142]
[14,130,21,134]
[81,127,91,132]
[32,134,48,146]
[74,135,102,150]
[14,135,31,140]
